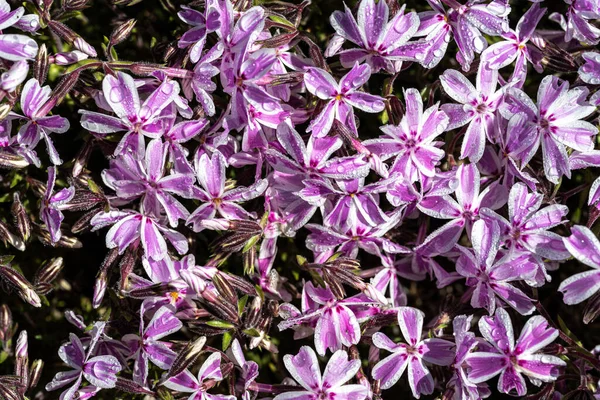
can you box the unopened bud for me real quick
[28,359,43,389]
[0,61,29,92]
[15,331,29,385]
[34,257,64,286]
[34,70,81,118]
[0,220,25,251]
[34,44,48,84]
[212,272,237,304]
[0,104,12,120]
[0,151,28,169]
[115,377,154,395]
[110,19,136,47]
[0,266,41,307]
[52,50,88,66]
[48,21,78,42]
[125,282,172,299]
[584,291,600,324]
[0,384,19,400]
[0,304,11,332]
[165,336,207,380]
[72,139,94,177]
[12,193,30,242]
[92,272,108,309]
[73,37,97,57]
[256,32,298,48]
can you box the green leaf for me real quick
[268,14,295,28]
[238,295,248,316]
[222,331,233,351]
[0,351,8,364]
[205,320,235,329]
[243,328,261,337]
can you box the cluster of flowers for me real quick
[2,0,600,398]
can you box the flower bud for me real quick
[62,189,105,212]
[62,0,90,11]
[15,331,29,385]
[92,272,108,309]
[0,304,12,346]
[74,37,97,57]
[125,282,172,299]
[110,19,136,47]
[165,336,206,380]
[28,359,43,389]
[115,377,154,395]
[0,220,25,251]
[34,70,81,118]
[212,272,237,305]
[52,50,88,66]
[11,193,30,242]
[0,151,28,169]
[584,290,600,324]
[0,61,28,92]
[34,257,64,286]
[0,266,41,307]
[0,384,19,400]
[72,139,94,177]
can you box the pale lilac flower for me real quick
[90,210,188,260]
[550,0,600,45]
[218,5,265,61]
[466,308,565,396]
[414,0,511,70]
[46,323,122,400]
[265,121,370,181]
[177,5,220,63]
[273,346,367,400]
[128,255,198,317]
[163,352,235,400]
[299,177,389,229]
[80,72,180,156]
[40,167,75,243]
[364,88,448,181]
[278,282,368,356]
[371,307,455,396]
[221,49,285,135]
[579,51,600,84]
[15,78,70,165]
[481,183,570,261]
[122,306,182,385]
[160,108,209,175]
[418,163,507,254]
[446,315,491,400]
[327,0,420,73]
[0,60,28,92]
[229,339,259,400]
[306,213,409,260]
[304,63,385,137]
[186,151,268,231]
[456,219,538,315]
[481,3,546,87]
[102,138,195,227]
[0,0,38,62]
[486,114,539,190]
[189,42,223,116]
[559,225,600,304]
[501,76,597,183]
[439,63,504,162]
